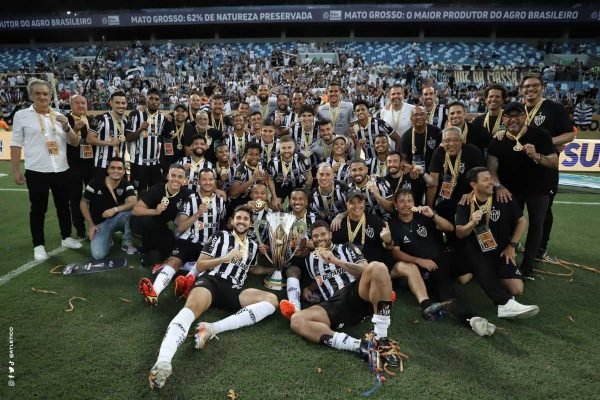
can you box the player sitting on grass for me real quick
[287,220,404,370]
[148,205,278,390]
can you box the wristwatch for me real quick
[509,241,519,248]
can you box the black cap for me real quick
[346,189,365,201]
[503,101,526,114]
[174,103,188,111]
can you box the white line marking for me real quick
[0,188,28,191]
[0,173,7,177]
[554,201,600,205]
[0,246,67,287]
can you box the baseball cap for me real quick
[346,189,365,201]
[503,101,525,114]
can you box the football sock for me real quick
[419,299,433,310]
[212,301,276,334]
[320,332,361,352]
[372,314,391,340]
[157,307,195,364]
[153,265,176,296]
[286,277,302,310]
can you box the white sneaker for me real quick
[148,361,172,390]
[498,298,540,319]
[33,245,48,261]
[469,317,496,336]
[194,322,218,350]
[61,237,83,249]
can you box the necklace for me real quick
[161,184,180,206]
[347,214,366,244]
[483,110,503,135]
[411,126,428,157]
[505,125,528,151]
[470,194,493,224]
[444,150,462,187]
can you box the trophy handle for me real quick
[253,219,274,265]
[290,221,307,257]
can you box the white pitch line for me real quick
[0,188,28,191]
[0,246,67,287]
[554,201,600,205]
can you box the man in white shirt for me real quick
[11,78,83,261]
[378,83,415,137]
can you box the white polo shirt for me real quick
[11,105,70,173]
[379,102,415,138]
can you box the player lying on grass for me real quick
[286,220,404,370]
[148,205,278,389]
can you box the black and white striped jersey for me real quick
[179,193,227,245]
[325,157,351,183]
[176,156,215,188]
[305,243,365,301]
[348,178,393,219]
[268,109,299,128]
[228,132,253,163]
[353,117,394,160]
[215,163,237,193]
[92,112,129,169]
[247,207,271,244]
[267,153,311,190]
[428,104,447,130]
[258,138,280,165]
[289,122,320,156]
[309,181,349,222]
[366,156,388,177]
[231,162,264,200]
[200,231,259,287]
[128,110,166,166]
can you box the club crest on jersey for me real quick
[459,162,465,174]
[428,138,437,149]
[417,225,428,237]
[491,208,500,222]
[365,226,375,238]
[534,114,545,126]
[403,235,410,243]
[177,199,185,210]
[116,188,123,196]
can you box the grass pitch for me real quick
[0,161,599,400]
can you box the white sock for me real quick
[153,265,176,296]
[187,265,198,278]
[286,277,301,310]
[371,314,391,339]
[212,301,276,334]
[332,332,361,352]
[157,307,195,364]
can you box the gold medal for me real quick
[313,248,323,259]
[513,143,523,152]
[255,199,265,209]
[177,143,183,150]
[118,134,126,142]
[161,197,170,206]
[202,196,212,206]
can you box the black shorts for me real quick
[130,163,162,191]
[462,244,523,280]
[493,258,523,280]
[320,279,372,330]
[193,274,242,311]
[283,256,305,275]
[170,239,203,263]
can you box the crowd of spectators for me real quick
[1,40,598,124]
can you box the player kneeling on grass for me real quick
[287,220,404,371]
[139,168,227,305]
[80,157,137,259]
[148,205,278,389]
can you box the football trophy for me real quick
[255,212,307,290]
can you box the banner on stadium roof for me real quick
[0,131,24,160]
[0,5,598,30]
[559,139,600,172]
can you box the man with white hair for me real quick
[11,78,83,260]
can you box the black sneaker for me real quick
[422,301,448,321]
[358,336,400,369]
[520,265,535,281]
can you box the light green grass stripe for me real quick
[0,246,67,287]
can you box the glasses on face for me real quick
[504,113,525,120]
[521,83,541,90]
[443,138,461,144]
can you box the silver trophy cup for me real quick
[255,212,307,290]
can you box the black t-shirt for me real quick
[400,124,442,172]
[455,196,523,256]
[83,177,136,225]
[66,113,95,170]
[141,183,192,225]
[464,121,492,156]
[389,213,444,260]
[430,143,485,203]
[331,214,393,266]
[527,99,575,186]
[185,125,223,164]
[160,120,196,166]
[385,173,426,206]
[487,126,555,196]
[471,113,502,137]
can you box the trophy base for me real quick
[264,270,286,291]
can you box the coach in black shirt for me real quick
[487,101,558,278]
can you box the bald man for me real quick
[66,94,95,238]
[249,84,277,122]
